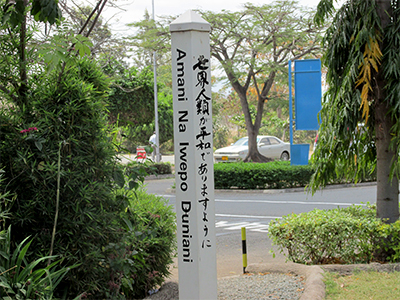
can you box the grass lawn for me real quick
[324,270,400,299]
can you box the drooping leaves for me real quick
[356,36,382,123]
[311,0,400,192]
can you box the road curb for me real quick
[217,181,377,194]
[145,175,175,180]
[146,176,377,194]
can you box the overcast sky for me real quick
[89,0,342,33]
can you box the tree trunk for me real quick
[375,102,399,223]
[18,1,28,109]
[236,90,271,162]
[242,71,276,163]
[374,0,399,223]
[243,126,273,163]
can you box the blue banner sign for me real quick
[294,59,321,130]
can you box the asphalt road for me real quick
[143,177,377,278]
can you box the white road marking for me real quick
[155,194,366,234]
[216,213,280,219]
[216,220,269,233]
[156,195,367,206]
[215,199,367,206]
[157,195,367,207]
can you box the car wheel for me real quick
[280,151,289,161]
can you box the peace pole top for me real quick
[170,10,210,32]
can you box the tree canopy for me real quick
[129,0,325,161]
[106,64,174,150]
[311,0,400,223]
[204,1,324,160]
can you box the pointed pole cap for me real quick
[170,10,210,32]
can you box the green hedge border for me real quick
[214,161,376,190]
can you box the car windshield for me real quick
[233,137,262,146]
[233,138,248,146]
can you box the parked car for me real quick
[214,136,290,162]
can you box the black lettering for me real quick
[181,198,192,263]
[180,162,187,171]
[182,239,190,248]
[182,201,191,213]
[177,78,185,86]
[178,87,185,98]
[177,49,186,61]
[177,62,184,77]
[182,224,189,234]
[179,143,188,162]
[180,182,188,192]
[179,124,186,132]
[183,248,190,258]
[178,110,188,122]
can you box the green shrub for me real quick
[105,185,176,299]
[147,162,172,175]
[0,58,124,297]
[125,161,172,176]
[160,139,174,155]
[268,205,400,265]
[0,170,13,224]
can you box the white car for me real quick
[214,136,290,162]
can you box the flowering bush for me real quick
[1,56,177,299]
[0,58,124,298]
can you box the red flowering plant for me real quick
[19,127,46,151]
[1,56,124,298]
[20,127,38,134]
[18,126,45,151]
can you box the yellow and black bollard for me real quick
[241,227,247,274]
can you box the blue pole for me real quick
[288,60,293,146]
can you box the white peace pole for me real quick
[170,11,217,300]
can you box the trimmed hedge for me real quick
[268,205,400,264]
[125,161,172,176]
[214,161,314,189]
[214,161,376,190]
[148,162,173,175]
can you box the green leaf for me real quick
[15,239,33,277]
[0,281,13,290]
[113,169,125,188]
[31,0,62,25]
[128,180,138,190]
[122,218,134,232]
[35,141,43,151]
